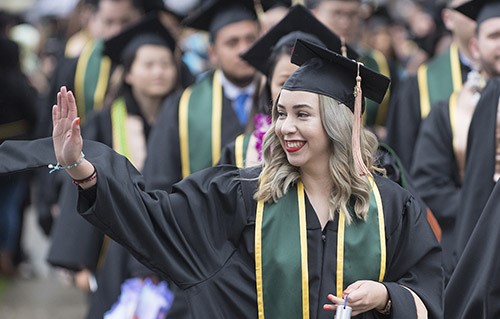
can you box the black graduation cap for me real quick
[283,39,390,112]
[260,0,291,11]
[455,0,500,26]
[103,13,176,65]
[241,5,358,77]
[182,0,257,39]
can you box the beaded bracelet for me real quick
[48,152,85,174]
[72,166,97,185]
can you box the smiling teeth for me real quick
[286,141,305,148]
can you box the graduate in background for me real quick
[445,0,500,275]
[24,38,444,318]
[411,0,500,282]
[46,14,189,318]
[143,0,260,192]
[385,0,476,170]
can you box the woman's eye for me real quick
[277,111,286,118]
[297,112,309,118]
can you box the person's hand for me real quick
[323,280,389,316]
[52,86,82,167]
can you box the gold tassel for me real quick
[352,63,369,176]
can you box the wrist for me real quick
[66,160,95,180]
[376,297,392,315]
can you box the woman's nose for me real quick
[280,116,297,135]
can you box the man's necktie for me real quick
[235,93,250,126]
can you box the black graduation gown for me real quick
[385,63,470,171]
[410,100,461,281]
[50,141,442,319]
[444,181,500,319]
[452,78,500,268]
[143,73,246,192]
[47,93,190,319]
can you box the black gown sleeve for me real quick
[78,143,251,289]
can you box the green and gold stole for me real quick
[417,42,462,119]
[74,40,111,122]
[178,70,223,178]
[360,49,391,127]
[255,177,386,319]
[234,133,252,168]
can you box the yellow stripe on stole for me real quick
[336,210,346,297]
[370,177,386,282]
[297,182,310,319]
[417,64,431,119]
[235,134,245,168]
[211,70,222,165]
[255,192,265,319]
[93,55,111,111]
[179,87,193,178]
[449,42,462,93]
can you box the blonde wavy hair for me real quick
[254,93,380,223]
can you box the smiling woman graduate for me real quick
[0,39,442,319]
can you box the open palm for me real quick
[52,86,83,166]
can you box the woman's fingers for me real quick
[67,90,77,119]
[60,86,68,119]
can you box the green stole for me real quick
[417,42,462,119]
[234,133,252,168]
[255,177,386,319]
[95,97,132,269]
[179,70,223,178]
[360,49,391,127]
[74,40,111,122]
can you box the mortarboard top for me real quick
[103,13,176,65]
[241,5,358,77]
[455,0,500,26]
[260,0,292,11]
[283,38,390,112]
[182,0,257,39]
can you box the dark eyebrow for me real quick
[277,103,313,110]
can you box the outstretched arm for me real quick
[52,86,95,188]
